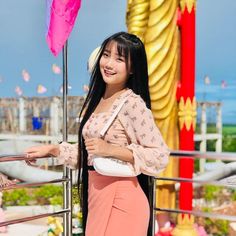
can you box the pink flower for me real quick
[22,69,30,82]
[37,84,47,94]
[52,64,61,74]
[15,86,23,96]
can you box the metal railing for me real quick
[1,151,236,235]
[0,154,72,235]
[152,150,236,235]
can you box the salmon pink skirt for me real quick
[85,171,150,236]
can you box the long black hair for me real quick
[78,32,152,235]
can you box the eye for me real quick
[102,52,109,57]
[117,57,124,62]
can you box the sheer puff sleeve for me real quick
[57,142,78,169]
[119,94,170,176]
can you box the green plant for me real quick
[3,185,81,207]
[222,135,236,152]
[3,189,31,206]
[204,185,222,201]
[232,190,236,201]
[215,219,229,235]
[203,218,229,236]
[49,195,63,205]
[34,185,63,205]
[72,186,80,205]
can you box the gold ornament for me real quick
[172,214,198,236]
[178,96,197,130]
[180,0,196,13]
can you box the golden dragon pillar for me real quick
[127,0,180,233]
[143,0,180,231]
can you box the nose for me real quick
[105,58,114,69]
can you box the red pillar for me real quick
[178,1,196,211]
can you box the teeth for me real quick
[104,70,115,75]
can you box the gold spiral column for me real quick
[126,0,180,231]
[143,0,179,215]
[126,0,150,41]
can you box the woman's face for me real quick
[99,41,131,88]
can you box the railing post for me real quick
[50,97,61,136]
[19,97,26,133]
[216,104,222,154]
[152,177,156,236]
[62,41,72,236]
[199,103,207,172]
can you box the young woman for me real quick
[25,32,169,236]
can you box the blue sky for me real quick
[196,0,236,124]
[0,0,236,124]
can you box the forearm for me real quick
[107,145,134,164]
[56,142,79,169]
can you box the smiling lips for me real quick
[104,69,116,76]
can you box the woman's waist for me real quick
[88,168,137,181]
[88,171,141,195]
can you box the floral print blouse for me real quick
[57,89,169,176]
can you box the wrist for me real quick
[49,144,60,157]
[106,143,115,157]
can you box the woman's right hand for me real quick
[24,144,59,165]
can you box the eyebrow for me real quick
[103,49,125,57]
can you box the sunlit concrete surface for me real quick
[1,206,57,236]
[1,222,48,236]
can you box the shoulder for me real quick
[122,90,151,116]
[124,90,148,110]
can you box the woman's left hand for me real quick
[84,138,112,157]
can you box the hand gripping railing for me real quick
[0,154,71,234]
[151,150,236,235]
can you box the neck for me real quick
[103,85,127,99]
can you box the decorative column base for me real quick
[172,214,198,236]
